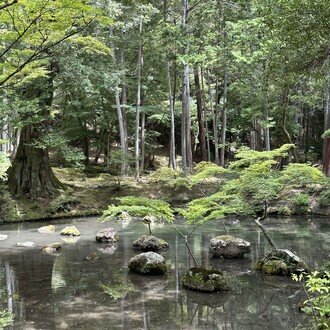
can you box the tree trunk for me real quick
[323,57,330,176]
[220,66,227,167]
[168,61,177,169]
[7,125,62,199]
[213,78,220,165]
[194,65,207,161]
[140,110,146,172]
[110,27,128,175]
[7,62,62,199]
[182,0,193,173]
[135,20,143,182]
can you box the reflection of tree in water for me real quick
[2,249,56,328]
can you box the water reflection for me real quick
[0,216,328,329]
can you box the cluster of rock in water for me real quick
[2,218,311,293]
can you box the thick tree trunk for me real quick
[7,62,62,199]
[194,66,207,161]
[7,125,62,199]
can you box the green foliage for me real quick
[190,162,230,184]
[0,309,13,328]
[235,160,281,207]
[280,164,325,187]
[319,187,330,208]
[0,152,9,180]
[293,194,310,215]
[292,271,330,329]
[34,132,85,169]
[150,167,191,190]
[103,196,174,223]
[322,130,330,139]
[229,144,294,169]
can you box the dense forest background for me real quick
[0,0,329,202]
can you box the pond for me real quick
[0,216,329,329]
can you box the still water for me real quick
[0,216,329,330]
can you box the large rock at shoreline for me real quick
[38,225,55,233]
[95,228,119,243]
[254,249,310,276]
[133,235,169,252]
[60,226,80,236]
[128,252,167,275]
[182,267,229,292]
[210,235,251,258]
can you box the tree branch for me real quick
[0,0,17,11]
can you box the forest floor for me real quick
[1,165,329,223]
[1,166,220,222]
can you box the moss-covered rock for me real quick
[128,252,167,275]
[60,226,80,236]
[95,228,119,243]
[210,235,251,258]
[132,235,169,252]
[254,249,310,276]
[38,225,56,233]
[182,267,229,292]
[42,242,62,254]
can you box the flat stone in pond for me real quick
[210,235,251,258]
[254,249,310,276]
[60,226,80,236]
[0,234,8,241]
[38,225,56,233]
[128,252,167,275]
[182,267,229,292]
[95,228,119,243]
[133,235,169,252]
[16,241,35,247]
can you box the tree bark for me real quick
[7,62,62,199]
[323,57,330,176]
[7,124,62,199]
[182,0,193,173]
[168,61,177,169]
[135,20,143,182]
[110,27,128,176]
[194,65,207,161]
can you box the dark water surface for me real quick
[0,216,329,330]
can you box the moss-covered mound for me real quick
[254,249,310,276]
[182,267,229,292]
[132,235,169,252]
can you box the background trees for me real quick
[1,0,329,200]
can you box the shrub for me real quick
[293,193,310,214]
[293,271,330,329]
[280,164,325,187]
